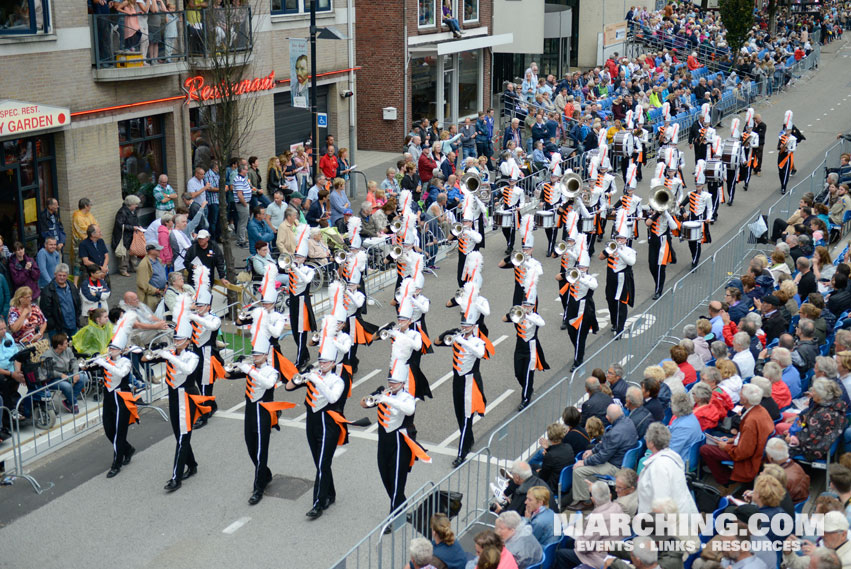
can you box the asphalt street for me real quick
[0,37,850,569]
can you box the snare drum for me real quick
[535,211,555,229]
[494,210,515,228]
[579,216,596,233]
[721,140,742,169]
[705,159,724,183]
[612,131,631,157]
[683,221,703,242]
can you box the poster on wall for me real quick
[290,38,310,109]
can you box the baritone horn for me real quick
[389,220,404,233]
[554,241,569,256]
[278,253,293,271]
[508,305,525,323]
[561,172,582,198]
[648,184,675,212]
[510,251,528,266]
[390,245,404,260]
[461,172,481,193]
[476,186,492,202]
[566,268,581,284]
[450,222,464,237]
[605,241,619,254]
[334,250,349,264]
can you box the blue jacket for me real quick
[669,414,704,459]
[585,415,638,468]
[503,126,522,149]
[475,119,490,144]
[247,218,275,255]
[431,541,468,569]
[531,122,549,143]
[528,507,559,547]
[728,298,753,324]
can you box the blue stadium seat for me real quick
[558,464,574,509]
[685,435,705,472]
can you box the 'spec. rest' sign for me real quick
[0,100,70,137]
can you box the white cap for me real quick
[408,251,424,280]
[635,105,644,125]
[388,361,409,383]
[396,277,415,306]
[260,264,279,304]
[599,152,611,171]
[745,108,754,129]
[654,162,666,179]
[397,295,414,320]
[701,103,711,123]
[522,269,538,305]
[344,250,366,284]
[597,130,608,149]
[317,315,339,361]
[196,229,211,239]
[625,110,634,130]
[347,216,362,249]
[667,123,680,144]
[711,136,723,156]
[249,308,273,354]
[398,189,413,213]
[729,118,741,139]
[784,110,793,130]
[520,214,535,249]
[402,214,419,246]
[294,224,310,257]
[662,101,671,121]
[614,209,630,238]
[192,264,212,306]
[462,193,477,221]
[109,311,137,350]
[462,250,484,287]
[665,147,678,170]
[459,285,481,325]
[625,163,638,189]
[695,159,706,185]
[327,280,347,322]
[172,294,194,340]
[577,251,591,268]
[588,156,599,179]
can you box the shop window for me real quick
[189,105,222,170]
[418,0,435,28]
[0,0,50,36]
[271,0,331,16]
[118,116,166,208]
[462,0,477,23]
[0,135,55,254]
[458,49,480,118]
[411,56,438,122]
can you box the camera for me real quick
[340,89,354,99]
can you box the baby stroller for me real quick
[12,340,57,430]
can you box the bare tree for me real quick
[186,0,262,282]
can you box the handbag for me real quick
[407,490,463,536]
[129,229,147,258]
[114,227,127,258]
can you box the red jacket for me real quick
[679,362,697,385]
[694,387,733,430]
[418,152,437,183]
[319,154,338,179]
[772,381,792,409]
[727,404,774,483]
[687,55,702,71]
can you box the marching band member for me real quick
[447,281,495,360]
[667,123,687,188]
[286,316,348,519]
[778,110,801,195]
[611,165,642,244]
[339,252,376,375]
[563,252,598,371]
[576,157,606,256]
[556,231,580,330]
[243,265,298,382]
[511,273,548,411]
[688,104,712,167]
[225,331,295,505]
[599,230,636,337]
[93,311,139,479]
[593,155,618,241]
[499,177,524,254]
[143,294,209,493]
[558,186,581,243]
[187,265,224,428]
[646,182,679,300]
[459,178,489,249]
[441,294,487,467]
[656,102,672,145]
[288,223,317,368]
[706,135,726,220]
[540,170,565,257]
[659,153,685,207]
[361,362,429,516]
[386,293,429,400]
[326,281,355,410]
[725,118,744,205]
[681,160,714,269]
[739,108,759,192]
[499,214,541,314]
[453,207,483,288]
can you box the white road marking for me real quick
[222,517,251,534]
[618,354,633,366]
[352,369,382,389]
[430,371,454,392]
[831,108,835,111]
[334,447,347,457]
[492,335,509,347]
[638,239,648,244]
[365,421,379,433]
[437,389,515,448]
[768,150,775,154]
[808,125,813,128]
[226,401,247,413]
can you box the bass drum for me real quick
[612,131,631,157]
[721,140,742,169]
[705,160,724,183]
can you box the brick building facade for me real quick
[355,0,510,152]
[0,0,356,257]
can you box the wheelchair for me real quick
[12,340,58,430]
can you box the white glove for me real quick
[94,357,108,367]
[238,362,253,374]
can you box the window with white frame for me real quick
[462,0,478,23]
[418,0,435,28]
[0,0,50,35]
[271,0,331,16]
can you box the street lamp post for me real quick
[310,0,319,180]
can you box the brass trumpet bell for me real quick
[649,185,675,212]
[554,241,569,256]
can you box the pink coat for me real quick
[157,225,173,265]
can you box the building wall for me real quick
[575,0,655,68]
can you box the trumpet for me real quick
[450,222,464,237]
[443,333,457,345]
[389,220,404,233]
[291,364,319,386]
[605,240,619,254]
[508,305,525,324]
[389,245,405,260]
[224,356,252,374]
[554,241,569,256]
[278,253,293,271]
[561,172,583,198]
[648,185,675,213]
[364,386,386,408]
[378,325,400,341]
[334,250,349,264]
[310,332,321,344]
[566,268,582,284]
[510,251,528,267]
[453,287,466,303]
[237,301,258,321]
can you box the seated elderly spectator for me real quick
[662,361,685,398]
[585,417,604,444]
[782,379,847,460]
[671,345,696,385]
[749,376,781,421]
[276,207,299,254]
[534,423,575,493]
[408,537,437,569]
[694,319,714,360]
[731,332,755,379]
[767,346,802,399]
[494,461,556,515]
[163,271,196,314]
[523,486,559,548]
[758,294,789,343]
[605,362,629,404]
[700,384,775,492]
[668,391,704,459]
[307,228,331,263]
[638,422,699,516]
[738,473,792,545]
[429,513,467,569]
[494,511,542,569]
[580,376,612,426]
[783,513,851,569]
[679,337,705,373]
[624,385,653,438]
[716,359,743,405]
[815,356,851,407]
[8,286,47,344]
[568,404,638,511]
[557,481,626,568]
[761,361,793,410]
[561,406,590,456]
[726,286,753,324]
[692,382,723,431]
[791,318,821,376]
[641,368,668,421]
[764,437,810,504]
[611,468,638,517]
[709,339,730,367]
[41,332,89,414]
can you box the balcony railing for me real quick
[90,7,252,79]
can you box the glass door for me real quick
[443,56,456,127]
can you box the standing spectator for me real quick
[247,206,275,255]
[70,198,98,285]
[204,159,221,242]
[79,266,110,317]
[475,112,492,168]
[112,195,143,277]
[186,167,211,211]
[336,147,353,186]
[182,229,230,287]
[329,178,351,226]
[293,146,310,193]
[306,189,330,227]
[153,174,177,219]
[136,243,167,311]
[381,167,401,195]
[266,156,283,199]
[266,190,286,231]
[157,214,175,270]
[232,161,252,248]
[181,192,208,234]
[418,145,438,186]
[37,197,65,253]
[637,423,699,515]
[276,207,299,254]
[459,117,476,160]
[303,173,327,211]
[40,263,81,338]
[9,242,41,300]
[401,162,423,202]
[319,144,338,180]
[36,237,61,289]
[169,214,193,273]
[8,286,47,344]
[246,156,262,203]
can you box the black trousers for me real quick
[456,250,467,287]
[245,397,273,493]
[566,314,591,364]
[189,344,218,415]
[688,240,703,266]
[648,234,667,295]
[779,153,793,192]
[514,339,535,403]
[544,228,557,257]
[452,374,475,460]
[167,386,199,482]
[707,182,722,220]
[606,271,629,334]
[726,167,739,203]
[306,409,339,509]
[103,389,133,469]
[293,331,309,367]
[754,146,765,174]
[377,427,412,514]
[502,225,516,250]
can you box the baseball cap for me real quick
[343,208,353,215]
[761,294,781,307]
[290,191,305,200]
[196,229,211,239]
[146,242,164,251]
[825,511,850,533]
